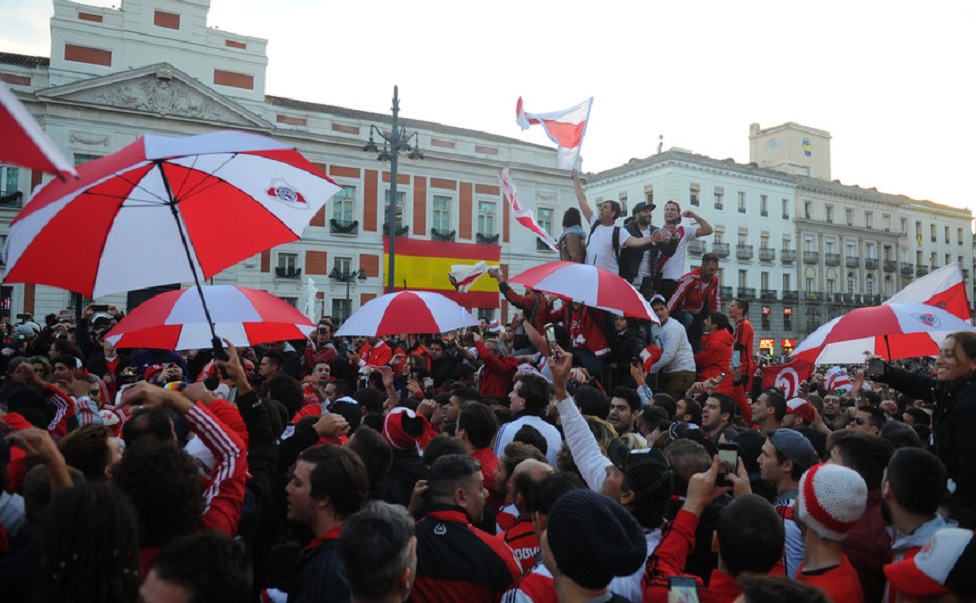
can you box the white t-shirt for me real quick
[585,215,632,273]
[660,224,700,280]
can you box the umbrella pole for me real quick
[884,334,891,361]
[156,162,223,356]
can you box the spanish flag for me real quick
[383,238,501,308]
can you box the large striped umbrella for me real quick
[105,285,316,351]
[334,291,480,337]
[508,261,656,321]
[790,302,975,364]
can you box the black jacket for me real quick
[288,531,349,603]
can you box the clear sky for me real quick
[3,0,974,215]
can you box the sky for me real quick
[3,0,975,215]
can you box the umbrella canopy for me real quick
[0,80,77,179]
[334,291,480,337]
[105,285,316,350]
[3,130,339,298]
[508,261,656,322]
[790,302,976,364]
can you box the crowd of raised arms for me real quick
[0,174,974,603]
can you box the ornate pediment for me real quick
[36,63,271,129]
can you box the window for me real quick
[331,185,356,222]
[783,273,791,291]
[901,218,908,234]
[826,274,835,295]
[825,205,833,223]
[690,183,700,206]
[784,308,792,330]
[384,190,406,230]
[931,224,937,243]
[714,187,724,210]
[538,207,554,239]
[959,228,964,245]
[644,184,654,207]
[332,298,351,323]
[847,272,856,294]
[884,275,893,296]
[825,238,836,254]
[738,269,747,288]
[762,310,770,330]
[782,199,790,219]
[805,277,814,293]
[883,245,892,261]
[846,241,856,258]
[782,237,792,251]
[866,274,875,296]
[864,211,873,229]
[432,195,452,231]
[334,256,351,274]
[761,272,769,290]
[804,201,812,219]
[882,214,891,232]
[618,192,628,216]
[738,191,746,213]
[73,153,102,165]
[278,252,298,271]
[945,226,951,244]
[846,208,854,226]
[804,236,814,252]
[0,165,19,197]
[866,243,876,259]
[477,201,496,236]
[760,194,768,216]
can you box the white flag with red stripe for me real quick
[516,97,593,169]
[499,169,558,251]
[885,262,972,322]
[448,261,488,293]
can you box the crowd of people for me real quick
[0,178,975,602]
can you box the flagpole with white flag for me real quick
[499,169,559,251]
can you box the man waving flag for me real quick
[516,97,593,169]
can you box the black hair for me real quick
[346,426,393,488]
[651,394,677,419]
[297,444,369,519]
[458,401,497,450]
[513,424,548,455]
[886,447,948,515]
[422,434,467,470]
[153,531,253,603]
[516,373,550,415]
[425,454,482,502]
[717,494,785,576]
[611,387,641,413]
[573,385,610,420]
[562,207,583,228]
[266,374,304,415]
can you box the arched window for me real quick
[847,272,856,294]
[866,274,875,296]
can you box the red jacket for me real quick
[732,318,755,382]
[474,340,519,399]
[542,303,611,357]
[695,329,733,382]
[359,340,394,367]
[797,555,864,603]
[667,267,720,316]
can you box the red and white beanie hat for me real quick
[382,407,433,451]
[884,528,976,598]
[797,463,867,541]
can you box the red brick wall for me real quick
[305,251,327,275]
[413,176,427,235]
[64,44,112,67]
[213,69,254,90]
[460,183,473,239]
[364,170,378,231]
[361,255,380,278]
[154,10,180,29]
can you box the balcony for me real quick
[865,294,882,305]
[884,260,897,272]
[843,293,855,304]
[761,289,778,300]
[383,223,410,237]
[900,262,914,276]
[0,191,24,208]
[803,251,820,264]
[865,258,878,270]
[737,287,756,298]
[688,240,707,255]
[803,291,824,302]
[432,228,457,242]
[720,286,733,299]
[712,242,730,258]
[782,290,800,301]
[916,265,930,276]
[476,232,500,245]
[846,256,860,268]
[275,267,302,279]
[736,244,754,260]
[781,250,796,263]
[824,253,841,266]
[329,219,359,235]
[759,248,776,262]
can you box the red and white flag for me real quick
[886,262,972,322]
[448,261,488,293]
[499,169,558,251]
[0,80,77,179]
[761,358,814,399]
[516,97,593,169]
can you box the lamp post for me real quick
[362,86,424,293]
[329,267,367,322]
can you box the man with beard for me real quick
[617,201,674,300]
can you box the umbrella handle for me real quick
[212,336,230,379]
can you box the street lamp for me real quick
[329,267,367,322]
[362,85,424,293]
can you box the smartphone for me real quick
[91,304,109,312]
[668,576,700,603]
[731,350,741,369]
[544,323,558,360]
[423,377,434,389]
[717,442,739,488]
[867,357,885,376]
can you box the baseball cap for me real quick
[884,528,976,598]
[631,200,656,215]
[786,397,816,424]
[769,429,816,469]
[608,440,673,507]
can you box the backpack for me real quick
[589,221,621,262]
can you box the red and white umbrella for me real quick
[508,261,656,322]
[791,302,976,365]
[105,285,316,350]
[334,291,480,337]
[3,130,339,298]
[0,80,77,179]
